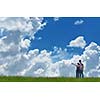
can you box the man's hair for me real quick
[77,63,80,65]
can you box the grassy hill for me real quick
[0,76,99,82]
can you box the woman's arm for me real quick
[71,63,77,66]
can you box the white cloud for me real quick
[74,19,84,25]
[0,17,46,38]
[20,39,31,49]
[68,36,86,49]
[0,17,48,76]
[34,68,45,75]
[0,17,33,32]
[28,49,39,58]
[36,37,42,40]
[52,47,68,61]
[53,17,60,21]
[0,63,8,75]
[80,42,100,77]
[87,69,100,77]
[16,48,76,77]
[17,49,52,76]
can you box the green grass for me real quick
[0,76,99,82]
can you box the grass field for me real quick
[0,76,99,82]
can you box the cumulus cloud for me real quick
[0,17,48,76]
[0,17,33,32]
[74,19,84,25]
[0,17,46,38]
[80,42,100,77]
[68,36,86,49]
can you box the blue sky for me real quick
[30,17,100,52]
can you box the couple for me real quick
[72,60,84,78]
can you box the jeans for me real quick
[79,70,84,78]
[76,70,80,78]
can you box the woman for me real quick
[71,63,80,78]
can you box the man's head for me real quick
[79,60,81,63]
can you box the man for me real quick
[79,60,84,78]
[71,63,80,78]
